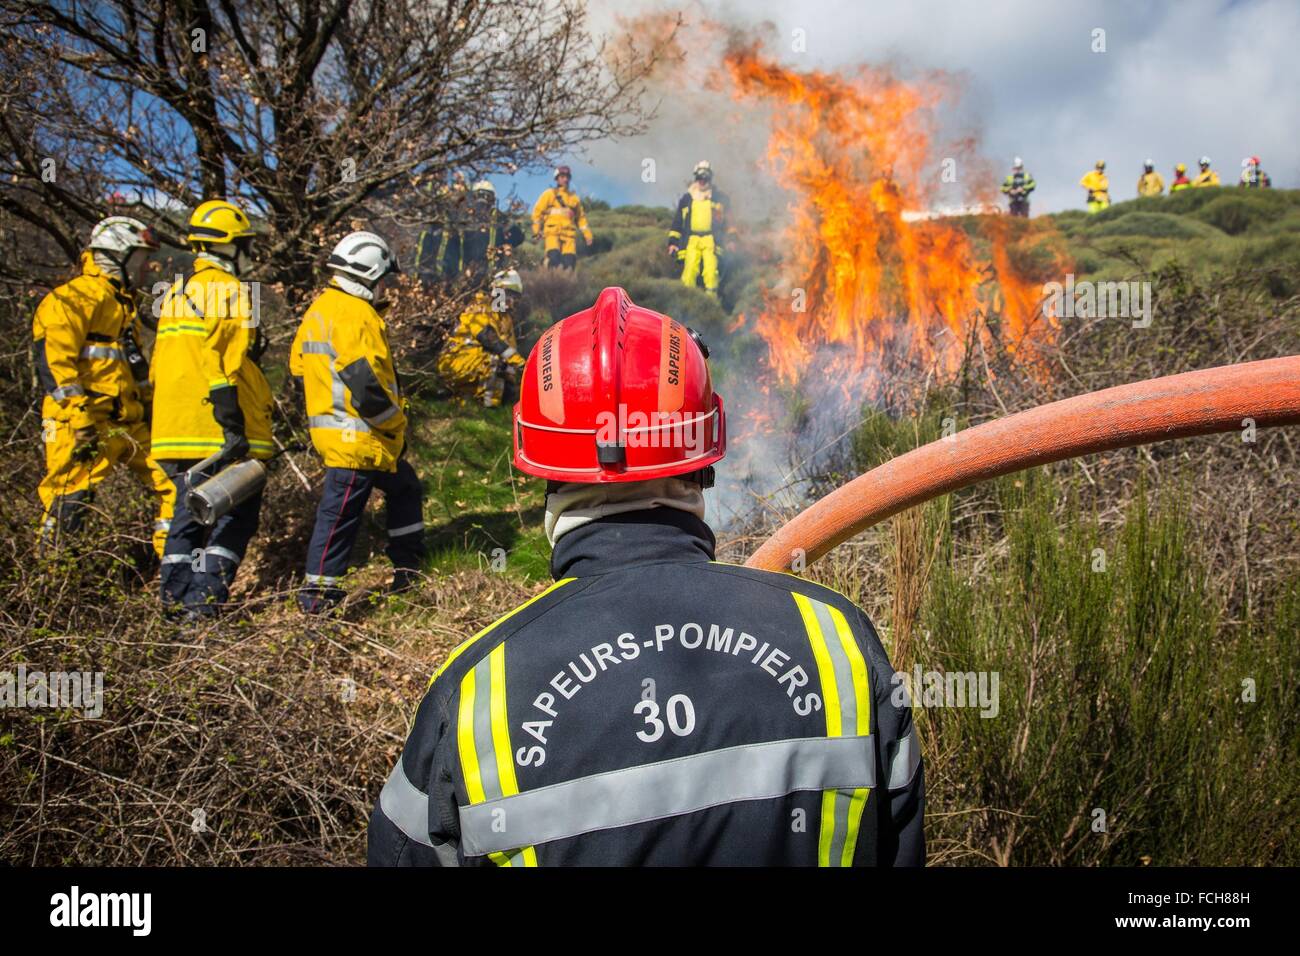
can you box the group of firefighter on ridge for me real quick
[419,161,730,406]
[1001,154,1273,217]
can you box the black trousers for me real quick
[159,459,263,616]
[299,460,425,612]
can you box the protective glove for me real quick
[71,426,100,463]
[582,229,594,245]
[209,385,250,462]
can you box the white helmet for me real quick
[1144,158,1154,168]
[1242,157,1252,168]
[693,160,713,179]
[88,216,159,255]
[491,269,523,295]
[472,179,496,196]
[326,231,398,284]
[1199,156,1211,166]
[1012,156,1023,169]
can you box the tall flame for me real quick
[723,44,1062,386]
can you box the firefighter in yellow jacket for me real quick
[531,166,592,270]
[151,199,273,619]
[1137,159,1164,197]
[290,231,425,613]
[436,270,526,408]
[33,216,174,556]
[1079,160,1110,213]
[668,160,729,296]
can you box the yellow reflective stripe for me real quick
[428,578,574,688]
[489,644,538,867]
[457,643,537,867]
[794,593,841,736]
[827,603,871,864]
[829,604,871,736]
[817,789,837,867]
[457,667,485,803]
[155,324,207,337]
[208,377,232,388]
[793,590,873,867]
[841,787,870,866]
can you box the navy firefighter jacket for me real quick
[368,507,924,866]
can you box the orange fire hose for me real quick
[746,355,1300,571]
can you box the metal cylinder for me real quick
[186,459,268,527]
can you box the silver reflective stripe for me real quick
[205,546,240,564]
[368,403,400,426]
[160,554,191,565]
[458,734,875,858]
[154,520,171,531]
[80,345,124,361]
[888,731,920,790]
[309,415,371,433]
[379,758,432,847]
[52,384,86,400]
[300,341,336,356]
[304,573,341,585]
[388,521,424,538]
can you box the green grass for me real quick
[404,397,551,580]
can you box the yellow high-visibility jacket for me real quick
[289,284,407,472]
[33,253,147,429]
[531,187,592,242]
[150,258,273,460]
[438,294,521,370]
[1079,170,1110,200]
[1137,172,1164,197]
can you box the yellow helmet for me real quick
[187,199,255,244]
[1175,162,1187,173]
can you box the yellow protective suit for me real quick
[669,183,729,295]
[1192,169,1221,187]
[290,284,408,473]
[33,253,174,555]
[531,186,592,265]
[1079,170,1111,212]
[151,257,274,461]
[1137,172,1164,197]
[436,294,524,407]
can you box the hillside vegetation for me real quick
[1,189,1296,864]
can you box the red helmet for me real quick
[513,287,726,483]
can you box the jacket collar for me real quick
[550,507,717,579]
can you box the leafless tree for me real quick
[0,0,673,296]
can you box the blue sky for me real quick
[488,0,1298,215]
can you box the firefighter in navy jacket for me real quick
[369,287,923,866]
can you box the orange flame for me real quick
[723,44,1064,386]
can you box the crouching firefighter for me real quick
[369,286,924,866]
[152,199,274,619]
[33,216,175,556]
[291,231,425,613]
[435,269,526,408]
